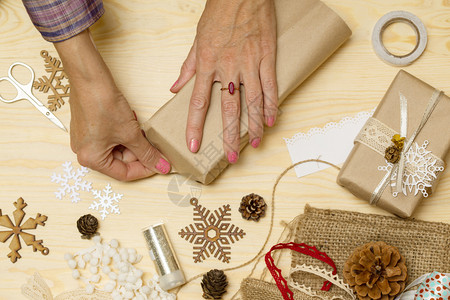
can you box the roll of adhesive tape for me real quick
[372,11,427,66]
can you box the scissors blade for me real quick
[36,105,67,132]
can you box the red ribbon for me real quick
[265,242,337,300]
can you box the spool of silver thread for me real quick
[142,223,186,290]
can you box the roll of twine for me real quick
[174,159,341,299]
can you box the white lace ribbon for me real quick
[392,93,408,196]
[394,90,442,195]
[21,273,112,300]
[21,273,53,300]
[287,264,356,300]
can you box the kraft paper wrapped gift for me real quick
[337,70,450,218]
[143,0,351,184]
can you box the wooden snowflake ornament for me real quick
[33,50,70,111]
[0,198,49,263]
[179,198,245,263]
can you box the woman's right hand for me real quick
[171,0,278,164]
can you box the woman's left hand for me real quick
[171,0,277,164]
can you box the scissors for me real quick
[0,62,67,132]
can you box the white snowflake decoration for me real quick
[51,161,92,203]
[378,140,444,197]
[89,184,122,220]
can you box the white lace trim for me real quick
[355,117,444,168]
[21,273,112,300]
[355,117,397,156]
[287,264,356,300]
[284,110,374,146]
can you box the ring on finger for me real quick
[220,82,241,95]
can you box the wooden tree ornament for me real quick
[0,197,49,263]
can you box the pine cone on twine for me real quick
[238,193,267,221]
[76,214,99,239]
[201,269,228,299]
[384,146,401,164]
[343,241,407,300]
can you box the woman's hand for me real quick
[55,30,170,181]
[171,0,277,163]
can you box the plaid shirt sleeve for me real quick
[22,0,105,42]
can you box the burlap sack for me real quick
[241,278,320,300]
[291,205,450,298]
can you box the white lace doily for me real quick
[284,110,374,178]
[378,140,445,198]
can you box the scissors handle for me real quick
[0,76,29,103]
[8,62,35,90]
[0,62,35,103]
[8,62,34,94]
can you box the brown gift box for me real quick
[142,0,351,184]
[337,70,450,218]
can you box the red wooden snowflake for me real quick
[33,50,70,112]
[179,198,245,263]
[0,198,49,263]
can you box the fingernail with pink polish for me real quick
[189,138,199,153]
[171,80,179,90]
[227,151,238,164]
[156,158,171,174]
[132,110,137,121]
[267,116,275,127]
[251,137,261,148]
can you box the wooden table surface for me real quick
[1,0,450,299]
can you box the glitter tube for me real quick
[142,223,186,290]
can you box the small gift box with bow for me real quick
[337,70,450,217]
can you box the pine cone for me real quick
[201,269,228,299]
[76,214,99,239]
[385,146,401,164]
[343,241,407,300]
[391,134,405,150]
[238,193,266,221]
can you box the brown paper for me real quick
[337,70,450,218]
[143,0,351,184]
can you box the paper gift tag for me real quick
[415,272,450,300]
